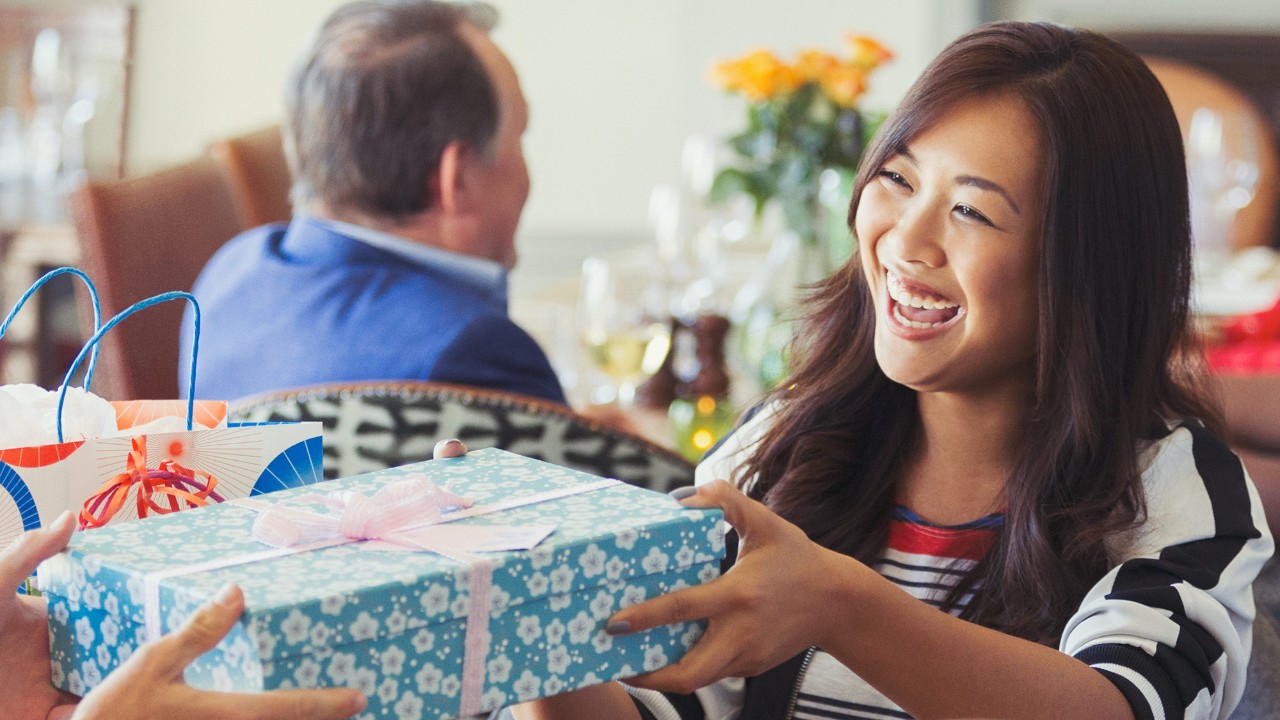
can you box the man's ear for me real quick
[435,139,475,215]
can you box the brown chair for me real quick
[67,155,243,400]
[1145,56,1280,252]
[208,125,293,228]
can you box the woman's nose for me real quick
[885,203,946,269]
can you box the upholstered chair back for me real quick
[229,381,695,492]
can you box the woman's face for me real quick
[854,91,1045,399]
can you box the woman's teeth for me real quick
[887,273,963,328]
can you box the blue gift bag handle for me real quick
[56,291,200,442]
[0,267,102,390]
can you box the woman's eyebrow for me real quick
[898,148,1022,216]
[956,174,1021,215]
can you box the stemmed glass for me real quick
[577,254,672,407]
[1186,106,1261,270]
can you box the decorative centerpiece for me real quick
[709,34,893,281]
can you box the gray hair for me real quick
[286,1,500,221]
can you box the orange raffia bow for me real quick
[79,436,224,530]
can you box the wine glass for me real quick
[577,254,672,407]
[1187,106,1261,270]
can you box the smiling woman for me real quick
[511,19,1272,720]
[856,90,1042,398]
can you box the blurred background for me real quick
[2,0,1279,455]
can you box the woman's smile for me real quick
[885,271,965,334]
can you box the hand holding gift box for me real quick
[38,448,724,720]
[0,511,367,720]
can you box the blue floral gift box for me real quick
[37,448,724,719]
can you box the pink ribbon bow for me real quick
[250,474,491,715]
[250,474,474,548]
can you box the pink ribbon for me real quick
[142,474,621,717]
[249,475,491,715]
[250,474,475,548]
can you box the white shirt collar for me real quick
[306,215,508,302]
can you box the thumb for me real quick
[148,584,244,677]
[0,510,75,590]
[671,480,770,537]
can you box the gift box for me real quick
[39,448,724,719]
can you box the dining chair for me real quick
[1144,56,1279,251]
[67,155,244,400]
[208,125,293,228]
[228,380,695,492]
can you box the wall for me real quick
[988,0,1280,30]
[2,0,980,292]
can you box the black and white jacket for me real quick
[626,407,1275,720]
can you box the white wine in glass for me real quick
[578,255,672,407]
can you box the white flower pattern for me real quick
[40,448,721,719]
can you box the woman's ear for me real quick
[434,139,474,215]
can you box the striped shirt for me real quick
[627,405,1274,720]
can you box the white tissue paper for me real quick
[0,384,194,451]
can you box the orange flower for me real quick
[794,49,840,82]
[819,64,868,107]
[711,49,801,102]
[846,34,894,70]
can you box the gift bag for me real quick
[0,278,325,555]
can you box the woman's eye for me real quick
[955,204,994,226]
[877,170,910,189]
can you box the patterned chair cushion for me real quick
[228,381,694,492]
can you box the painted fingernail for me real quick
[605,619,631,635]
[213,584,239,607]
[668,486,697,501]
[433,439,466,457]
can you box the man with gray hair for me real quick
[182,0,564,404]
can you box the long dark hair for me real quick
[740,21,1221,643]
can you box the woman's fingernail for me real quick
[669,486,697,501]
[213,584,239,607]
[433,438,466,458]
[348,692,368,712]
[605,619,631,635]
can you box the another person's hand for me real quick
[0,510,79,720]
[2,510,368,720]
[69,585,366,720]
[605,480,856,694]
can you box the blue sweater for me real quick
[180,217,565,404]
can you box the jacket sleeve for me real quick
[1060,423,1274,720]
[427,314,567,405]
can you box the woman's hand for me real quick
[69,585,366,720]
[605,480,858,694]
[433,438,468,459]
[0,511,80,720]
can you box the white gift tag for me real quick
[361,524,556,554]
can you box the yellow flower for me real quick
[819,64,868,107]
[794,49,840,82]
[712,49,801,102]
[845,34,894,70]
